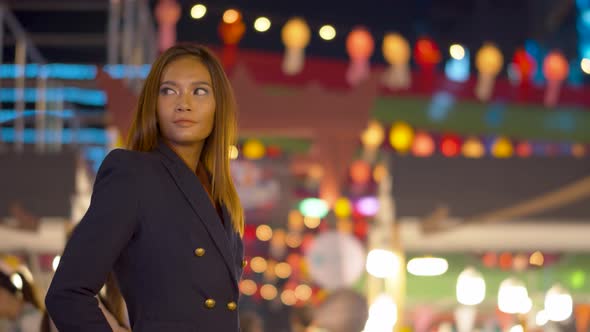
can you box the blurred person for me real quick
[290,305,314,332]
[0,261,50,332]
[239,310,263,332]
[306,289,368,332]
[45,43,245,331]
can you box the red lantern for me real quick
[515,141,533,158]
[346,27,374,61]
[413,36,441,68]
[353,219,368,238]
[499,252,513,270]
[266,145,282,158]
[512,48,536,82]
[154,0,181,52]
[218,10,245,70]
[440,134,461,157]
[218,18,245,45]
[243,224,257,241]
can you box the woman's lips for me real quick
[173,119,197,127]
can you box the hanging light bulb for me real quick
[456,267,486,305]
[498,277,532,314]
[544,284,573,322]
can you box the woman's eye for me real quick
[194,88,208,96]
[160,87,175,95]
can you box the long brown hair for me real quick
[127,43,244,235]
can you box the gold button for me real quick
[194,248,205,257]
[242,259,247,268]
[204,298,216,309]
[227,301,237,311]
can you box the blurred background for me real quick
[0,0,589,331]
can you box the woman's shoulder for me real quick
[103,148,161,165]
[99,148,161,175]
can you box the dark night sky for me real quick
[5,0,580,65]
[174,0,579,64]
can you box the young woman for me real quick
[45,44,245,331]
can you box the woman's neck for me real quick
[165,140,204,172]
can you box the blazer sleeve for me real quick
[45,149,140,332]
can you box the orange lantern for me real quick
[411,131,435,157]
[543,51,569,107]
[572,144,586,158]
[475,43,503,101]
[462,137,485,158]
[345,26,374,86]
[281,17,311,75]
[575,304,590,332]
[382,32,411,89]
[349,160,371,184]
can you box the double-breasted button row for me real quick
[195,248,238,311]
[203,298,238,311]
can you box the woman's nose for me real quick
[175,93,192,112]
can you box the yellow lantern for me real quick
[389,122,414,153]
[281,17,311,75]
[462,137,485,158]
[242,139,266,160]
[361,120,385,150]
[491,136,513,158]
[382,33,411,89]
[334,197,352,219]
[475,43,503,101]
[383,33,410,65]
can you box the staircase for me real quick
[0,0,156,170]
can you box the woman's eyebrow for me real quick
[160,80,211,86]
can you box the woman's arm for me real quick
[98,297,130,332]
[45,149,140,332]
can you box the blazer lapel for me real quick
[154,141,238,286]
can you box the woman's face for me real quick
[157,56,216,149]
[0,288,23,319]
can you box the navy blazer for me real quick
[45,141,245,332]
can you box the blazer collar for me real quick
[154,139,238,287]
